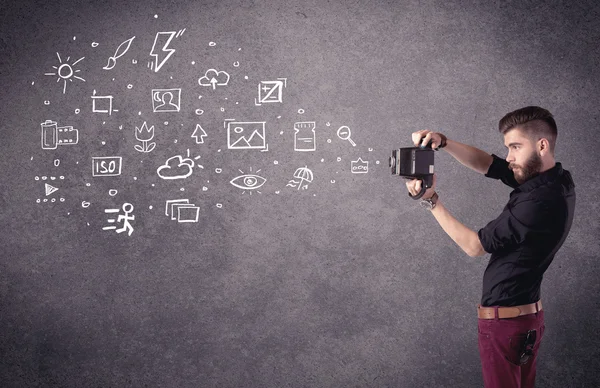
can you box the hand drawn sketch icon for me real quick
[103,203,135,236]
[156,149,202,180]
[103,36,135,70]
[351,158,369,174]
[91,90,118,115]
[230,168,266,195]
[35,175,66,203]
[165,199,199,223]
[152,88,181,112]
[149,29,185,72]
[294,121,316,151]
[44,52,85,94]
[134,121,156,153]
[41,120,79,150]
[198,69,230,90]
[287,166,314,190]
[225,120,267,150]
[191,124,207,144]
[45,183,59,196]
[92,156,123,177]
[255,78,287,105]
[337,125,356,147]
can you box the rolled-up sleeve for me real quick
[477,199,549,253]
[485,153,520,189]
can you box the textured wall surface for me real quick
[1,0,599,387]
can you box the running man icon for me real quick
[103,203,135,236]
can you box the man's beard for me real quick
[510,152,543,184]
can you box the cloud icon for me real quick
[198,68,230,89]
[157,155,194,180]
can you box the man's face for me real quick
[504,128,543,184]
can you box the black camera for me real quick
[389,138,435,200]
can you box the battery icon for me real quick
[41,120,79,150]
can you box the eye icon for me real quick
[230,174,267,191]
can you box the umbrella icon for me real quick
[287,166,314,190]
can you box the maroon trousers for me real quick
[478,308,545,388]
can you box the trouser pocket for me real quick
[506,328,540,366]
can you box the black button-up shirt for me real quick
[477,154,576,307]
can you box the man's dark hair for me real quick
[499,106,557,155]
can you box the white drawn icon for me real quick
[103,203,135,236]
[337,126,356,147]
[103,36,135,70]
[191,124,207,144]
[92,156,123,177]
[351,158,369,174]
[294,121,316,151]
[41,120,79,150]
[152,88,181,112]
[134,121,156,153]
[157,149,202,180]
[198,69,230,90]
[225,120,267,150]
[255,78,286,105]
[287,166,314,190]
[45,183,59,196]
[91,90,118,115]
[165,199,199,223]
[148,29,185,72]
[35,175,65,203]
[44,52,86,94]
[230,167,266,194]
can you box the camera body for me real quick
[389,141,435,200]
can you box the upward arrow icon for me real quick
[191,124,208,144]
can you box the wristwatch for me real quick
[434,133,448,151]
[420,192,439,210]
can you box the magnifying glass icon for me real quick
[337,126,356,147]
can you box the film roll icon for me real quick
[41,120,79,150]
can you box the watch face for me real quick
[420,200,433,209]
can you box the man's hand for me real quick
[406,174,437,200]
[412,129,445,150]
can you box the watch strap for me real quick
[434,133,447,151]
[420,192,439,209]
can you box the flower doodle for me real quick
[134,121,156,153]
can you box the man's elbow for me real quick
[469,237,488,257]
[469,245,488,257]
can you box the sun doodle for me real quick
[44,52,86,94]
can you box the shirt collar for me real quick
[515,162,563,193]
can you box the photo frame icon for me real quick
[152,88,181,113]
[165,199,199,223]
[226,121,266,150]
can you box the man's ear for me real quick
[538,138,549,154]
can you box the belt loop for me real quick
[535,301,539,313]
[494,306,499,320]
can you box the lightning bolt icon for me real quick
[191,124,207,144]
[149,29,185,72]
